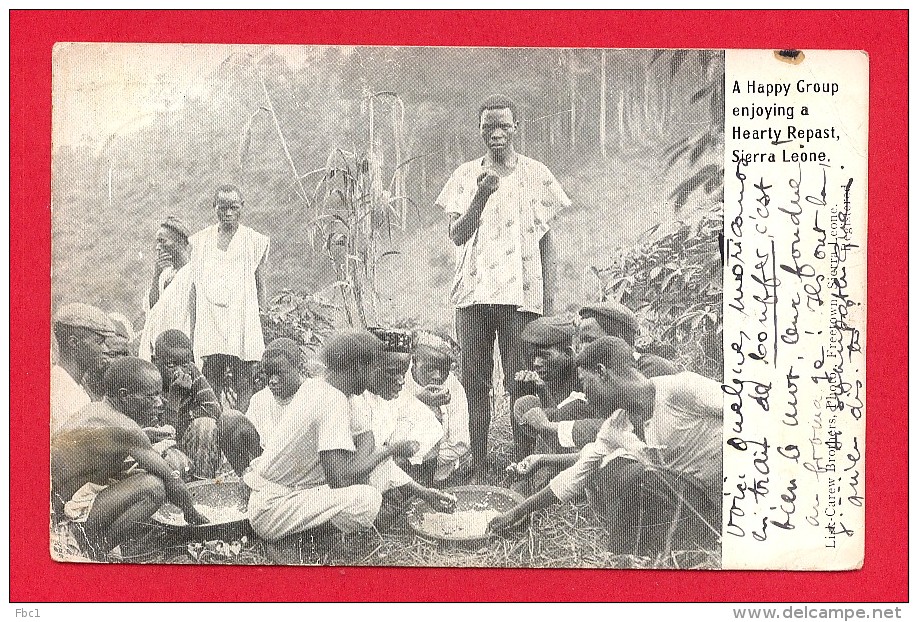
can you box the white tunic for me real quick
[190,224,269,364]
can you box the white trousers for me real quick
[245,474,382,542]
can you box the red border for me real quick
[10,10,908,602]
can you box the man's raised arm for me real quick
[447,171,499,246]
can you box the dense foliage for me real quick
[593,202,723,379]
[259,289,338,356]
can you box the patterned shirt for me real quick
[436,154,571,314]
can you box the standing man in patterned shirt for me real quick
[436,94,572,476]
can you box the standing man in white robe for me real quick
[190,185,270,413]
[138,216,194,361]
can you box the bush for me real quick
[592,202,723,380]
[260,289,339,359]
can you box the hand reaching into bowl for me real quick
[421,488,458,513]
[506,454,544,477]
[488,510,520,534]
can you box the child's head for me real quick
[152,329,194,388]
[366,327,413,400]
[411,331,456,386]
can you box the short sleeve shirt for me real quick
[250,378,356,490]
[436,154,571,314]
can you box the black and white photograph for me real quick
[50,43,726,569]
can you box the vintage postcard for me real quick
[48,43,865,571]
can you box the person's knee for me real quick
[135,474,167,507]
[347,485,383,523]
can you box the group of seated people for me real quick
[50,297,722,561]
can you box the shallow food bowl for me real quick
[407,485,524,542]
[152,479,252,542]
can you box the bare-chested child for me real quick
[51,357,208,558]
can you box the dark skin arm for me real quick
[489,485,560,533]
[447,171,499,246]
[119,428,208,524]
[540,229,558,315]
[255,257,267,309]
[148,249,172,308]
[188,283,196,342]
[319,437,418,489]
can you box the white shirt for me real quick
[247,378,355,491]
[50,365,91,434]
[550,372,723,503]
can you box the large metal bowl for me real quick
[152,479,252,541]
[407,485,524,542]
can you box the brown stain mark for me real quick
[774,50,805,65]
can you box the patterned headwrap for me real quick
[367,327,413,354]
[412,330,456,358]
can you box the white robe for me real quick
[138,264,194,361]
[400,365,470,481]
[189,224,269,365]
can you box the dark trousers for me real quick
[592,459,721,556]
[456,304,538,467]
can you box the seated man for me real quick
[51,303,116,433]
[519,301,680,451]
[346,329,456,513]
[509,316,597,492]
[514,315,580,409]
[51,357,207,558]
[491,337,722,556]
[83,316,132,401]
[242,330,440,547]
[399,330,471,486]
[150,330,224,479]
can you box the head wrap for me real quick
[367,327,412,354]
[160,215,191,242]
[520,315,576,347]
[53,303,116,336]
[264,337,303,367]
[412,330,456,358]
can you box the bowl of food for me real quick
[152,479,252,541]
[407,485,524,542]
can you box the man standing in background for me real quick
[190,185,270,413]
[436,94,571,478]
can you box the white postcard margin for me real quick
[721,49,867,570]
